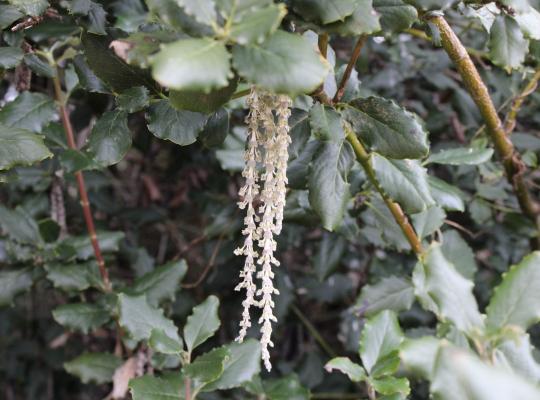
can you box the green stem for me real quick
[426,15,540,248]
[291,304,337,358]
[345,129,423,255]
[231,88,251,99]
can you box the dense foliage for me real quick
[1,0,540,399]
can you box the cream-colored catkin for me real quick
[234,87,262,342]
[235,86,292,372]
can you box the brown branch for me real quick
[504,69,540,134]
[426,15,540,247]
[334,35,366,103]
[52,72,112,292]
[345,129,423,255]
[181,233,225,289]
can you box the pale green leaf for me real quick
[228,3,286,45]
[489,15,528,70]
[427,147,494,165]
[309,103,345,142]
[486,251,540,331]
[441,230,477,280]
[428,176,465,212]
[183,295,220,353]
[370,376,410,396]
[371,155,434,214]
[232,30,330,96]
[323,0,381,36]
[0,47,24,69]
[291,0,357,24]
[431,345,540,400]
[129,373,184,400]
[64,352,122,384]
[373,0,417,32]
[53,303,110,334]
[360,310,403,374]
[118,293,181,342]
[149,328,184,354]
[325,357,366,382]
[203,339,261,391]
[0,5,23,29]
[61,231,125,260]
[129,260,188,306]
[151,38,231,92]
[494,333,540,382]
[0,267,34,306]
[0,204,42,244]
[263,374,311,400]
[184,347,229,387]
[356,276,415,317]
[399,336,441,379]
[415,244,484,333]
[45,262,103,291]
[343,97,429,159]
[176,0,217,27]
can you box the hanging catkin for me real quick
[235,86,292,371]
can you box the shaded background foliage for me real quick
[1,0,540,399]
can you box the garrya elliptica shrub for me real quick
[1,0,540,399]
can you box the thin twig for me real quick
[504,69,540,134]
[345,129,423,255]
[291,304,337,358]
[426,15,540,248]
[334,35,366,103]
[181,233,225,289]
[52,71,112,291]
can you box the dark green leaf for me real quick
[146,100,208,146]
[314,232,346,280]
[169,78,237,113]
[263,374,311,400]
[323,0,381,36]
[0,92,56,132]
[23,53,55,77]
[87,110,131,166]
[308,139,354,231]
[81,32,155,91]
[343,97,429,159]
[199,108,230,148]
[116,86,150,112]
[61,231,125,260]
[177,0,217,27]
[309,103,345,141]
[0,123,52,170]
[441,230,477,280]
